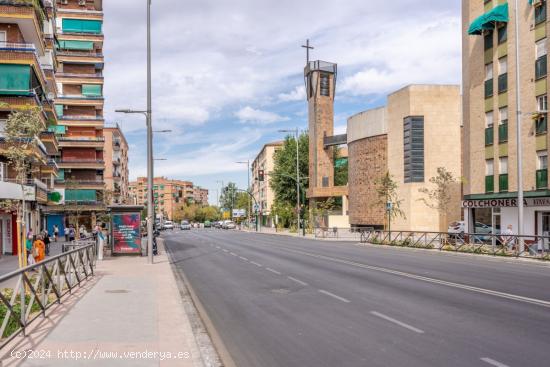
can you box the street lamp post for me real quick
[114,0,153,263]
[236,160,251,229]
[513,0,524,253]
[279,128,301,236]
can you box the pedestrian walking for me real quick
[33,235,46,263]
[43,229,50,256]
[501,224,515,250]
[64,226,69,242]
[53,224,59,242]
[69,225,76,242]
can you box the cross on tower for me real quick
[301,39,314,64]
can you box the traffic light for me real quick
[258,170,265,182]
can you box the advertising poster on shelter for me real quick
[112,213,141,254]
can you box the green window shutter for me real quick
[485,126,494,146]
[0,64,31,96]
[62,19,102,34]
[48,125,66,134]
[537,169,548,189]
[58,40,94,51]
[498,123,508,143]
[485,175,494,193]
[499,174,508,192]
[55,104,64,117]
[82,84,102,97]
[58,169,65,180]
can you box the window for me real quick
[0,162,6,182]
[404,116,424,183]
[320,73,330,97]
[537,151,548,189]
[0,31,6,46]
[0,119,6,137]
[537,95,548,112]
[535,1,547,25]
[485,63,494,98]
[538,151,548,170]
[497,25,507,44]
[498,57,508,93]
[498,107,508,142]
[499,157,508,175]
[486,111,494,127]
[484,31,494,50]
[537,95,548,134]
[486,159,494,176]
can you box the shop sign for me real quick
[462,197,550,208]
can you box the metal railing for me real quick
[0,238,96,349]
[359,230,550,259]
[314,227,365,240]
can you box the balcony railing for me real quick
[55,159,105,164]
[55,50,103,58]
[0,42,36,52]
[58,137,105,142]
[55,72,103,78]
[57,94,104,100]
[58,115,103,121]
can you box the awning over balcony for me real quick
[62,19,103,34]
[82,84,102,97]
[57,40,94,51]
[65,189,97,202]
[0,64,32,96]
[468,3,509,35]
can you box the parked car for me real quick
[214,221,223,229]
[204,221,212,228]
[180,220,191,230]
[163,221,175,230]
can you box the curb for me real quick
[160,237,236,367]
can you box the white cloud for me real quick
[278,85,306,102]
[235,106,289,124]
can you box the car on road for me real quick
[204,221,212,228]
[223,220,236,230]
[180,220,191,230]
[448,221,465,234]
[163,221,175,230]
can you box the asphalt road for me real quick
[163,229,550,367]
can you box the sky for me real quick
[103,0,462,205]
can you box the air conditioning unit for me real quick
[78,0,86,5]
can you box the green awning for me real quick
[82,84,102,97]
[48,125,66,134]
[57,40,94,51]
[0,64,32,96]
[468,3,509,35]
[65,189,97,202]
[62,19,102,34]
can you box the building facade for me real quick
[45,0,105,232]
[103,125,129,204]
[193,186,209,206]
[0,0,60,255]
[347,85,463,232]
[129,177,207,221]
[463,0,550,236]
[251,141,283,227]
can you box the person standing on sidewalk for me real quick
[43,229,50,256]
[68,225,76,242]
[53,225,59,242]
[64,226,69,242]
[33,235,45,263]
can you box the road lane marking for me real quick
[318,290,350,303]
[216,246,221,249]
[287,276,308,286]
[481,357,510,367]
[239,256,249,261]
[280,248,550,308]
[222,249,229,253]
[370,311,424,334]
[266,267,281,275]
[230,252,237,256]
[250,261,263,267]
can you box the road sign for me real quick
[253,204,260,212]
[386,202,393,211]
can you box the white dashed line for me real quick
[239,256,249,261]
[318,290,351,303]
[230,252,237,256]
[266,268,281,275]
[222,249,229,253]
[250,261,263,267]
[480,358,510,367]
[287,276,308,286]
[370,311,424,334]
[216,246,221,249]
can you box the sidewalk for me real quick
[0,241,214,367]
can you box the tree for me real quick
[333,148,348,187]
[373,172,405,231]
[270,133,309,207]
[418,167,461,232]
[0,108,44,267]
[64,179,84,230]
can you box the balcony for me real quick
[0,1,47,56]
[39,131,59,153]
[55,72,103,80]
[56,94,104,105]
[0,179,36,201]
[58,136,105,148]
[55,159,105,170]
[55,179,104,190]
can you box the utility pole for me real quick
[146,0,154,264]
[513,0,524,253]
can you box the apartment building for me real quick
[347,85,463,232]
[45,0,105,232]
[129,177,199,221]
[193,186,209,206]
[104,125,129,204]
[251,141,283,227]
[0,0,60,255]
[463,0,550,236]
